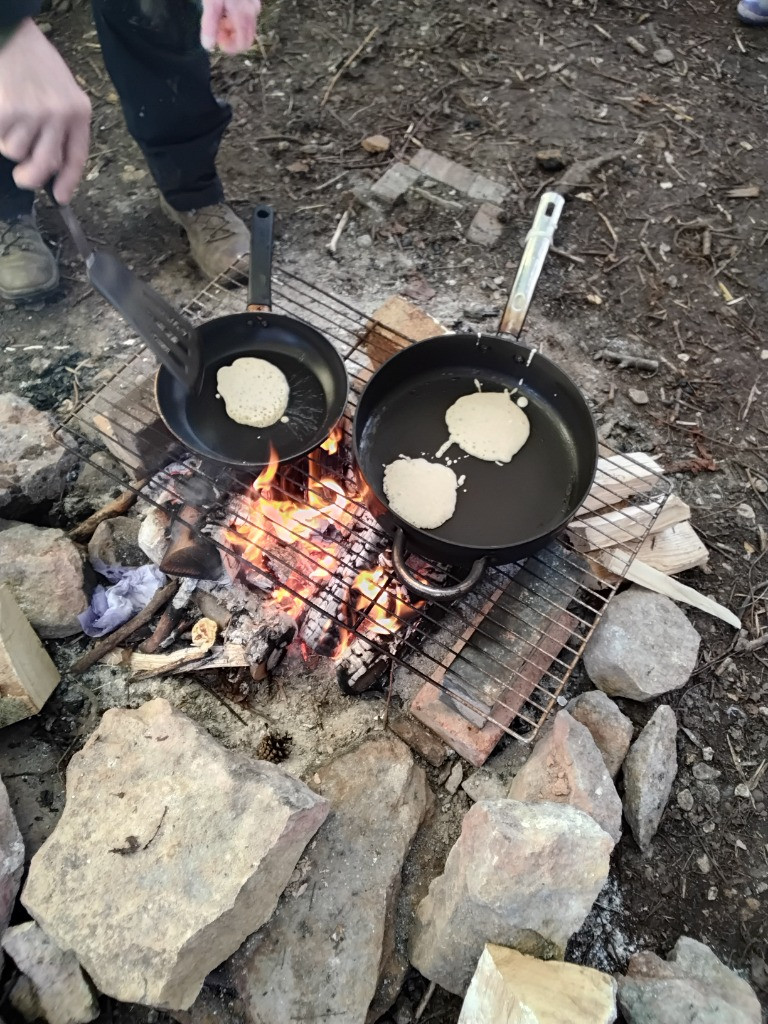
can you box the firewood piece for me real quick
[90,379,175,480]
[578,452,664,516]
[362,296,447,367]
[568,494,690,552]
[129,647,210,678]
[67,481,146,543]
[595,550,740,628]
[139,602,184,654]
[387,710,449,768]
[0,583,60,726]
[636,521,709,573]
[100,643,250,676]
[71,580,178,674]
[554,149,625,196]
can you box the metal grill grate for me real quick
[54,261,671,743]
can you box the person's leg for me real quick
[0,155,59,302]
[91,0,231,211]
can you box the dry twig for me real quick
[321,25,379,107]
[67,480,147,543]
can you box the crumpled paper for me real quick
[78,559,167,638]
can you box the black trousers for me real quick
[0,0,231,220]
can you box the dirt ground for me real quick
[1,0,768,1020]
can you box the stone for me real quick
[445,761,464,795]
[362,134,391,153]
[583,588,700,701]
[622,705,677,852]
[508,711,623,844]
[618,936,761,1024]
[371,162,421,204]
[535,148,567,172]
[628,388,649,405]
[0,393,76,519]
[87,516,145,567]
[409,799,613,995]
[1,773,25,972]
[566,690,634,778]
[461,769,507,803]
[410,148,508,205]
[0,583,61,727]
[232,734,429,1024]
[677,787,694,811]
[466,203,504,247]
[387,710,448,767]
[22,698,329,1011]
[654,47,675,65]
[692,762,721,782]
[138,504,169,565]
[0,521,87,638]
[459,944,617,1024]
[2,922,98,1024]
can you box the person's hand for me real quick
[0,19,91,204]
[201,0,261,54]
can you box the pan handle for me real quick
[392,529,487,601]
[498,191,564,338]
[247,205,275,312]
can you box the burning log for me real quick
[246,609,298,682]
[159,476,223,580]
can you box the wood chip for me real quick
[726,184,760,199]
[361,134,391,154]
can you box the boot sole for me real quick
[0,269,60,305]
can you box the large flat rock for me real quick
[566,690,634,778]
[232,733,430,1024]
[619,936,761,1024]
[409,799,613,995]
[0,394,76,519]
[1,773,25,973]
[508,710,623,844]
[22,698,329,1011]
[622,705,677,852]
[0,521,87,638]
[459,944,617,1023]
[583,588,700,701]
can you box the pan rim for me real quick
[352,331,599,557]
[153,310,349,468]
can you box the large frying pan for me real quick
[354,192,597,600]
[155,206,348,468]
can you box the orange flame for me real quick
[227,428,422,660]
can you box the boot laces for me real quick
[0,219,39,258]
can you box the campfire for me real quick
[222,427,425,672]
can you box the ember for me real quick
[225,430,422,660]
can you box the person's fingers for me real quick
[12,122,65,192]
[0,121,38,164]
[201,0,225,50]
[53,114,91,204]
[219,4,257,53]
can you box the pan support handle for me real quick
[392,529,487,601]
[498,190,564,337]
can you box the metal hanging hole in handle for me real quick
[498,190,565,338]
[392,529,487,601]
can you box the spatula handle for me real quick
[248,205,274,312]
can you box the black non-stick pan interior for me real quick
[156,310,348,468]
[354,333,596,560]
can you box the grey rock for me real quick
[2,922,98,1024]
[508,711,623,844]
[676,788,694,812]
[22,698,329,1011]
[232,734,429,1024]
[138,505,169,566]
[0,521,87,638]
[619,935,761,1024]
[63,452,127,523]
[0,394,76,518]
[88,516,144,567]
[567,690,634,778]
[583,588,700,701]
[692,762,721,782]
[622,706,677,851]
[445,761,464,795]
[461,769,507,803]
[409,799,613,995]
[654,47,675,65]
[628,388,649,406]
[1,774,25,972]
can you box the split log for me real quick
[577,452,664,515]
[90,379,175,480]
[567,494,690,552]
[361,295,447,367]
[0,584,60,725]
[101,643,250,677]
[636,521,709,574]
[594,549,740,628]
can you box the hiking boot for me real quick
[0,214,59,303]
[159,197,250,280]
[738,0,768,24]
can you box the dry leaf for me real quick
[286,160,311,174]
[361,134,391,154]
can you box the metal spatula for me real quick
[53,197,201,392]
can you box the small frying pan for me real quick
[353,191,598,600]
[154,206,348,468]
